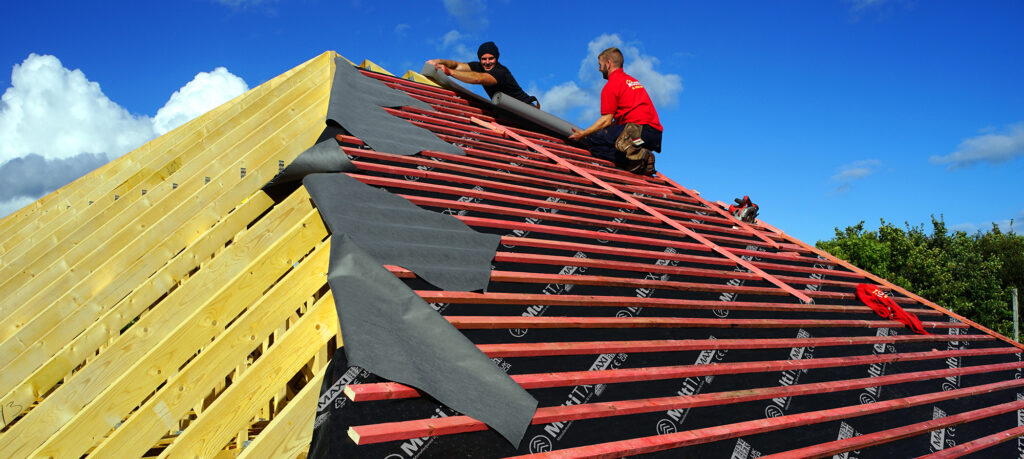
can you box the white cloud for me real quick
[930,123,1024,170]
[830,159,882,193]
[577,34,683,108]
[436,29,475,63]
[540,34,683,124]
[0,152,108,202]
[441,30,463,49]
[0,54,154,163]
[443,0,487,31]
[832,159,882,181]
[534,81,599,124]
[394,23,410,36]
[0,54,248,217]
[152,67,248,135]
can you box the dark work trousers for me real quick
[578,124,662,166]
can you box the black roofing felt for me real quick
[304,64,1024,458]
[305,173,535,446]
[328,58,463,156]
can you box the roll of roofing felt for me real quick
[491,92,582,138]
[420,63,493,105]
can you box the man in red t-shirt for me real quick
[569,47,662,175]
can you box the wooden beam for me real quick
[236,363,327,458]
[157,291,338,458]
[1,187,327,458]
[86,241,330,458]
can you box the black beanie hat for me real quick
[477,41,499,60]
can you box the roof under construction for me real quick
[1,51,1022,458]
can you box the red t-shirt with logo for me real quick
[600,68,663,132]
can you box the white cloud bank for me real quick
[930,123,1024,170]
[152,67,248,135]
[0,54,154,162]
[0,53,248,217]
[537,34,683,125]
[434,29,475,63]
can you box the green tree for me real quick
[816,217,1022,337]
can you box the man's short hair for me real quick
[598,47,624,67]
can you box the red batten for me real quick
[760,399,1024,458]
[345,347,1016,402]
[918,425,1024,458]
[506,378,1024,458]
[347,361,1024,445]
[321,66,1024,458]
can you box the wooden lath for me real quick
[345,346,1018,402]
[470,117,815,303]
[0,51,320,256]
[347,361,1024,445]
[326,67,1023,458]
[504,378,1024,458]
[0,51,343,457]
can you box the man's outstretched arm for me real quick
[425,59,497,86]
[568,114,614,141]
[426,59,470,71]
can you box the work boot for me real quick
[615,123,646,162]
[626,148,656,176]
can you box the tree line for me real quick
[816,218,1023,338]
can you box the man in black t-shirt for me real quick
[426,41,540,108]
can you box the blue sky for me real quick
[1,0,1021,244]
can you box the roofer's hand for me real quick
[426,59,439,66]
[568,128,585,141]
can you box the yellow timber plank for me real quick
[0,187,327,458]
[359,59,395,76]
[403,70,442,88]
[0,51,326,305]
[158,291,339,458]
[0,190,274,413]
[0,94,328,381]
[0,51,326,247]
[0,104,328,399]
[0,51,326,340]
[0,85,209,251]
[0,54,330,340]
[0,141,150,246]
[59,225,330,458]
[0,49,322,264]
[236,363,326,459]
[0,152,137,253]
